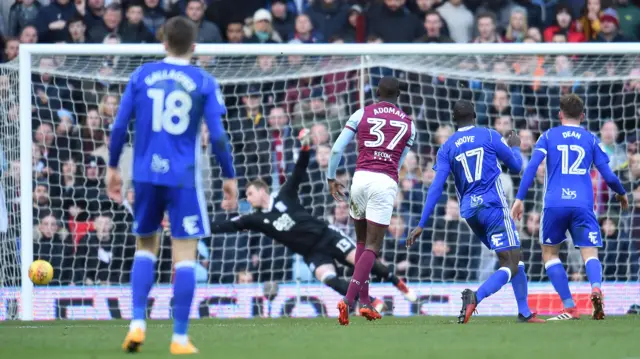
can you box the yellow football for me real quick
[29,260,54,285]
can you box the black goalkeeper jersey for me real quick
[210,149,329,256]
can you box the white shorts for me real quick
[349,171,398,226]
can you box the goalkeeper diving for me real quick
[210,129,418,309]
[107,16,237,355]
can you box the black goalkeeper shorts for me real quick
[304,225,356,274]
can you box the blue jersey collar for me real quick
[163,57,190,66]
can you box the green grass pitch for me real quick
[1,316,638,359]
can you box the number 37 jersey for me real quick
[436,127,520,218]
[346,102,416,182]
[534,125,609,209]
[122,58,226,187]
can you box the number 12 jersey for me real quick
[533,125,609,210]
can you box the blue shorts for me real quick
[465,207,520,252]
[541,207,601,247]
[133,182,210,239]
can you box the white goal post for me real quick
[6,42,640,321]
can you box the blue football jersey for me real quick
[534,125,609,209]
[435,126,521,218]
[109,57,227,187]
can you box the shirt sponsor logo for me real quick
[562,188,577,200]
[151,154,170,174]
[471,195,483,208]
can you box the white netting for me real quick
[1,48,639,320]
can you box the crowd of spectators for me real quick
[0,0,639,287]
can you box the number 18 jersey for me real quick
[534,125,609,209]
[436,127,516,218]
[122,58,226,188]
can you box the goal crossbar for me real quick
[14,42,640,321]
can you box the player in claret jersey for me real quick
[512,94,628,321]
[107,17,237,354]
[406,100,544,324]
[327,77,416,325]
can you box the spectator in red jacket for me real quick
[543,4,586,43]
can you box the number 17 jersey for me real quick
[436,127,516,218]
[534,125,609,210]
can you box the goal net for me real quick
[1,43,639,321]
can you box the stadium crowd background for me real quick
[0,0,639,288]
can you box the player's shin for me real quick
[476,267,511,303]
[130,245,158,332]
[345,249,377,305]
[172,260,196,344]
[544,258,575,308]
[511,261,532,318]
[583,253,602,290]
[171,239,198,346]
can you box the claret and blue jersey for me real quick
[109,57,235,239]
[515,124,626,247]
[418,126,523,252]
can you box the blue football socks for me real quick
[172,260,196,344]
[545,258,575,308]
[476,267,511,304]
[131,250,157,329]
[511,261,532,317]
[584,257,602,290]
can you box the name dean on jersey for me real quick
[145,69,197,92]
[562,131,581,139]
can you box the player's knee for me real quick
[172,238,198,263]
[580,247,599,262]
[137,235,159,254]
[507,261,520,277]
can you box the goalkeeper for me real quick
[211,130,417,308]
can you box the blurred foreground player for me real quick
[407,100,544,324]
[108,16,237,354]
[328,77,416,325]
[512,94,628,320]
[211,130,417,312]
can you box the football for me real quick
[29,260,54,285]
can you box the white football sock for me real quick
[172,334,188,345]
[129,319,146,332]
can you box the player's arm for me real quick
[210,214,256,234]
[397,121,417,171]
[281,129,312,197]
[593,136,628,209]
[106,68,138,203]
[512,133,548,220]
[327,109,362,201]
[491,129,523,173]
[203,74,237,209]
[203,75,235,179]
[407,148,450,247]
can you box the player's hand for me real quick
[511,199,524,221]
[406,227,422,248]
[222,178,238,211]
[298,128,311,148]
[106,167,123,204]
[615,193,629,211]
[506,130,520,148]
[328,179,346,202]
